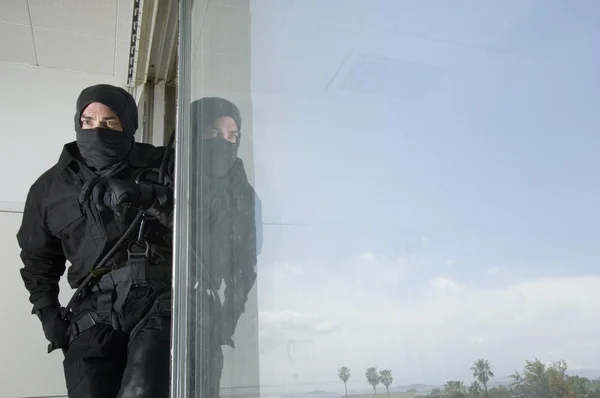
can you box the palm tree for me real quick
[468,381,482,397]
[338,366,351,398]
[443,380,467,398]
[379,369,393,398]
[365,367,380,396]
[471,358,495,397]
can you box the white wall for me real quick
[0,62,122,207]
[0,211,72,397]
[0,62,123,398]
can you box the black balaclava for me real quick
[191,97,242,177]
[74,84,138,171]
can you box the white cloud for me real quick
[469,336,485,345]
[487,266,502,275]
[359,251,376,262]
[429,277,464,294]
[282,262,303,275]
[256,256,600,390]
[260,310,338,334]
[446,259,456,266]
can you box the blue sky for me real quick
[208,0,600,393]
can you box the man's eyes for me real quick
[81,119,119,126]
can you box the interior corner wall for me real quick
[164,83,177,143]
[0,62,124,398]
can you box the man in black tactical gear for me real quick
[17,84,174,398]
[189,97,261,397]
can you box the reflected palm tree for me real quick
[366,367,380,397]
[468,381,482,397]
[379,369,393,398]
[471,358,494,397]
[338,366,351,398]
[443,380,467,398]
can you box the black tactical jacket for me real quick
[17,141,173,312]
[190,158,261,338]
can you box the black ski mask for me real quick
[191,97,242,177]
[74,84,138,171]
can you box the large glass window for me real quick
[173,1,600,397]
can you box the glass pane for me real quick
[173,1,600,397]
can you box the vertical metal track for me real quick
[169,0,192,396]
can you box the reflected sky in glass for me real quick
[224,0,600,392]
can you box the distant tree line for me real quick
[338,366,394,397]
[338,358,600,398]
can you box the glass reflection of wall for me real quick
[176,0,261,397]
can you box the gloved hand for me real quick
[216,319,236,348]
[37,306,70,353]
[92,179,141,212]
[219,306,244,348]
[222,287,248,345]
[80,177,170,214]
[80,177,140,212]
[209,298,236,348]
[91,179,164,213]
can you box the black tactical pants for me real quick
[63,286,171,398]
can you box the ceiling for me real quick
[194,0,600,98]
[4,0,591,97]
[193,0,524,96]
[0,0,134,78]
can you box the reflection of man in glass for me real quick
[190,97,260,396]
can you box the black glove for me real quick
[219,304,244,348]
[90,179,167,213]
[208,297,236,348]
[36,306,70,353]
[90,179,142,212]
[80,177,171,214]
[217,321,236,348]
